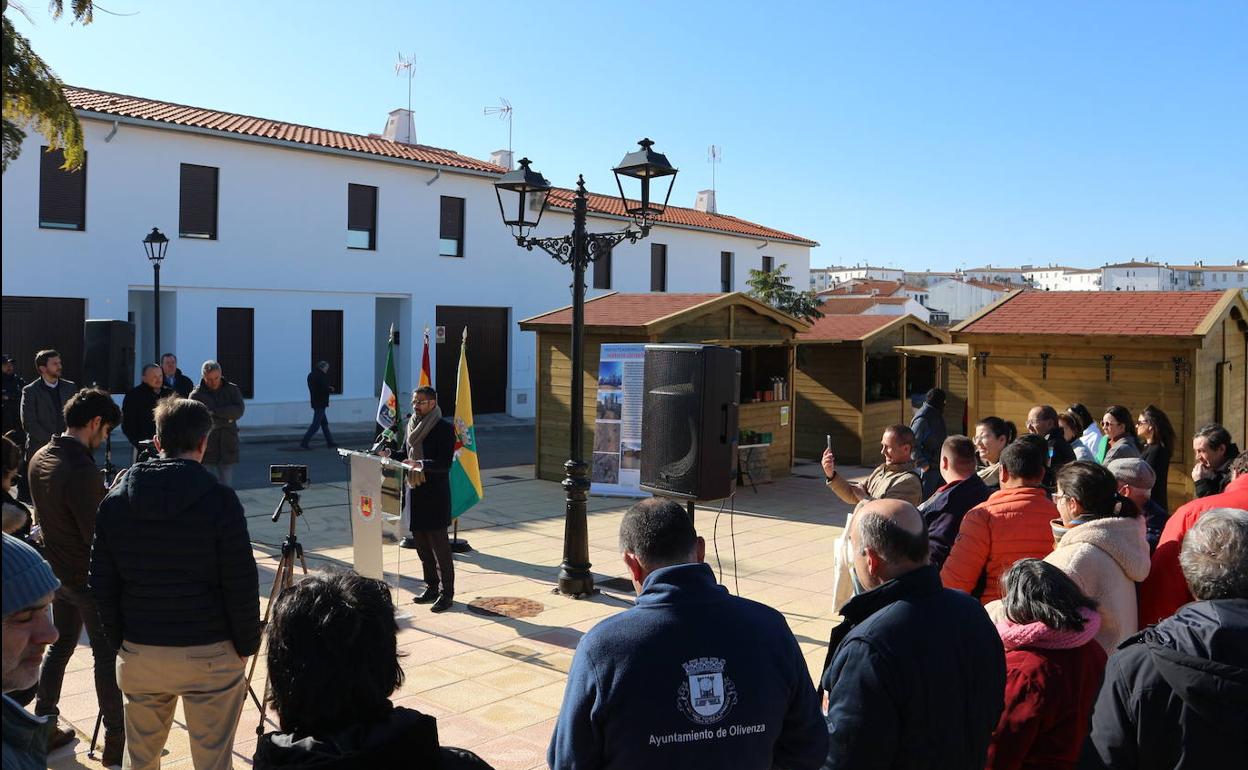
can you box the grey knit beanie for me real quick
[2,534,60,616]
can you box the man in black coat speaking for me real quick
[390,386,456,613]
[121,364,173,459]
[298,361,336,450]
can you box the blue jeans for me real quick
[301,407,335,447]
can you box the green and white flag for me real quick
[376,325,401,434]
[450,328,483,518]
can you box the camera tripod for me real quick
[243,481,308,735]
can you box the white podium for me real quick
[338,449,416,581]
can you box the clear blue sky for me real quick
[11,0,1247,270]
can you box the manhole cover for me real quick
[467,596,545,619]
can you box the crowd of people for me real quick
[2,343,1245,770]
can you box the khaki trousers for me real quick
[116,640,246,770]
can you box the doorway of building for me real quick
[435,306,509,414]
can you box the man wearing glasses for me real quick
[387,387,457,612]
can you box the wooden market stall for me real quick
[519,292,808,483]
[952,289,1248,510]
[894,342,971,437]
[793,314,951,463]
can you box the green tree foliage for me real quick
[745,263,824,322]
[2,1,93,172]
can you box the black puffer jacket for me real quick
[89,458,261,655]
[252,706,494,769]
[1081,599,1248,768]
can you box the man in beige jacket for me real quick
[824,424,923,611]
[823,424,923,508]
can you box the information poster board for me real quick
[591,343,648,497]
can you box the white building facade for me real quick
[925,278,1011,324]
[1101,261,1172,292]
[823,265,904,284]
[1,88,814,425]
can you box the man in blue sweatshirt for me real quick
[548,497,827,770]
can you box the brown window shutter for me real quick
[593,251,612,290]
[721,252,733,292]
[347,184,377,249]
[38,147,87,230]
[179,164,219,239]
[650,243,667,292]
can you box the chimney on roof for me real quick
[695,189,717,214]
[490,149,514,170]
[382,109,416,145]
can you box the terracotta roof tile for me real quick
[65,85,507,174]
[815,296,910,314]
[520,293,725,329]
[798,313,900,341]
[958,291,1224,337]
[962,279,1014,292]
[819,279,905,297]
[64,85,817,247]
[542,188,817,246]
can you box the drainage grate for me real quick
[466,596,545,619]
[596,577,635,592]
[492,474,522,481]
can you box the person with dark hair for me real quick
[121,363,173,459]
[825,424,923,609]
[1138,449,1248,626]
[1,433,32,537]
[941,438,1058,604]
[1043,461,1149,652]
[1107,458,1167,553]
[1,353,24,445]
[1135,404,1175,509]
[394,386,457,612]
[1026,404,1076,472]
[918,435,991,570]
[159,353,194,398]
[1191,423,1239,498]
[1100,405,1140,464]
[549,497,827,770]
[1083,509,1248,769]
[18,349,78,460]
[1058,410,1093,461]
[821,499,1005,769]
[298,361,337,450]
[25,387,124,758]
[910,388,948,499]
[190,360,245,487]
[985,559,1106,770]
[90,397,260,770]
[974,416,1016,489]
[2,533,62,770]
[253,571,493,769]
[1068,403,1104,460]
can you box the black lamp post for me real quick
[142,227,169,367]
[495,140,677,597]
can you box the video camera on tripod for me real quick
[269,464,308,489]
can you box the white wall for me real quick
[1,117,812,424]
[926,279,1007,322]
[826,267,903,284]
[1102,265,1171,292]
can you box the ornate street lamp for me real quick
[495,140,677,597]
[142,227,169,367]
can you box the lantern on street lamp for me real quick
[613,138,678,229]
[142,227,169,367]
[494,158,552,241]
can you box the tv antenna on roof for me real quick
[395,53,416,116]
[484,97,514,155]
[708,144,721,194]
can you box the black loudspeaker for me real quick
[640,344,740,501]
[83,320,135,393]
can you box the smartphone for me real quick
[826,434,833,452]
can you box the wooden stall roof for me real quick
[797,313,950,344]
[952,289,1244,340]
[895,343,970,358]
[517,291,809,335]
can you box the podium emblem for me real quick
[359,495,374,520]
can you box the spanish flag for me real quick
[419,326,432,388]
[450,328,483,518]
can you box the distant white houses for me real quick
[817,264,905,286]
[925,278,1012,324]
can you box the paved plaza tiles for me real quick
[46,460,858,769]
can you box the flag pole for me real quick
[449,326,474,553]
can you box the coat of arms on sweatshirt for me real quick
[677,657,737,724]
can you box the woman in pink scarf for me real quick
[986,559,1108,770]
